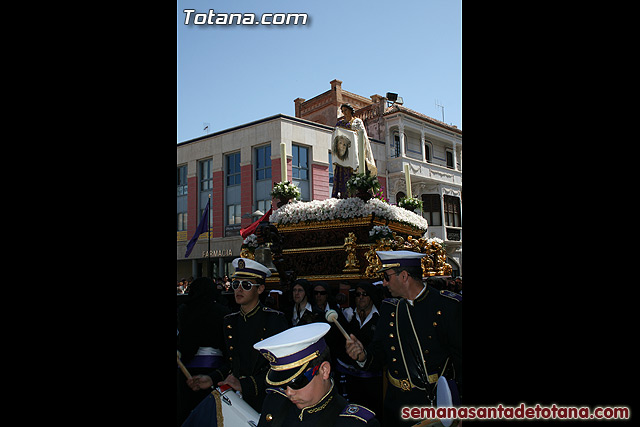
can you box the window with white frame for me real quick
[198,159,212,232]
[424,141,432,162]
[421,194,441,226]
[227,204,242,225]
[200,159,212,191]
[226,153,241,186]
[444,195,461,227]
[292,144,310,201]
[446,150,454,169]
[177,165,188,231]
[255,145,272,214]
[226,152,242,226]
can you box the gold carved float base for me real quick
[257,215,450,284]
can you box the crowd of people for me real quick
[177,276,235,295]
[177,255,462,426]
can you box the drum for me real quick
[214,384,260,427]
[436,375,460,427]
[412,376,459,427]
[181,384,260,427]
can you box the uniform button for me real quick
[266,414,273,421]
[432,322,437,327]
[424,349,429,355]
[389,333,394,338]
[393,370,399,375]
[391,312,395,317]
[228,335,233,339]
[229,346,234,351]
[392,358,397,362]
[437,310,442,315]
[428,335,432,339]
[229,357,232,361]
[391,346,396,351]
[389,322,394,327]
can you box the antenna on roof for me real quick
[435,100,445,122]
[203,122,210,135]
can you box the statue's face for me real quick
[337,139,347,156]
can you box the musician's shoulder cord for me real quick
[399,297,451,406]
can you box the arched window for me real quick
[424,140,433,162]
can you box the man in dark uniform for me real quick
[253,323,380,426]
[187,258,288,413]
[345,251,462,427]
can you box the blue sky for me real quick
[177,0,461,143]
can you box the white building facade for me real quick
[381,104,462,273]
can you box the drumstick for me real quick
[177,351,192,379]
[325,309,351,341]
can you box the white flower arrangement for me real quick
[346,172,381,194]
[398,196,423,211]
[425,236,443,245]
[269,197,429,231]
[242,234,258,248]
[271,181,301,200]
[369,225,392,240]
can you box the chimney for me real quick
[330,79,343,106]
[294,98,306,118]
[370,94,386,116]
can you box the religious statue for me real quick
[331,103,377,198]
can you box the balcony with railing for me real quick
[387,156,462,186]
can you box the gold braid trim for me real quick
[266,362,309,386]
[211,390,224,426]
[270,351,320,371]
[249,376,258,396]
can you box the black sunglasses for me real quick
[354,291,369,298]
[231,280,259,291]
[280,364,320,390]
[382,271,401,282]
[314,290,328,295]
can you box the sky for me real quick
[177,0,461,143]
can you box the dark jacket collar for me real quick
[297,379,335,421]
[240,301,261,320]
